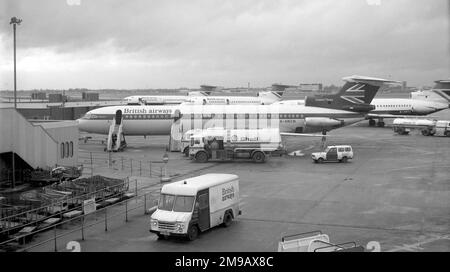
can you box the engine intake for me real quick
[305,117,343,127]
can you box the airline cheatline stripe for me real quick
[84,112,362,120]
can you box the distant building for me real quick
[48,93,67,103]
[402,81,407,92]
[299,83,323,92]
[82,92,99,101]
[31,92,46,100]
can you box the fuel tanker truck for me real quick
[393,118,450,136]
[188,128,285,163]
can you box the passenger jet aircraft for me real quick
[78,76,400,136]
[123,84,291,105]
[274,80,449,127]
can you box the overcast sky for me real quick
[0,0,449,90]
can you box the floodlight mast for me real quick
[9,17,22,189]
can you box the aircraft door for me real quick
[115,110,122,125]
[172,109,181,122]
[327,147,337,161]
[196,190,210,231]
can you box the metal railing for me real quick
[79,151,168,178]
[0,178,134,237]
[0,186,160,252]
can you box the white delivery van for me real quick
[150,173,241,241]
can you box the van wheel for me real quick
[314,160,318,164]
[195,151,208,163]
[445,131,450,137]
[157,234,165,240]
[318,158,324,163]
[252,151,265,163]
[223,212,233,227]
[341,157,348,163]
[187,225,199,241]
[183,147,189,157]
[422,130,430,136]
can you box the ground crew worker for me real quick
[210,138,219,150]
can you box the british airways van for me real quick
[150,174,241,241]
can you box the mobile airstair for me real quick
[106,110,126,152]
[168,110,184,152]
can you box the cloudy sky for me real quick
[0,0,449,90]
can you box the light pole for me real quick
[10,17,22,109]
[10,17,22,189]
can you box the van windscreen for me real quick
[173,196,195,212]
[158,194,195,212]
[158,194,175,211]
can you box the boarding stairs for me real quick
[169,118,183,152]
[106,117,126,152]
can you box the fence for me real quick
[0,181,160,252]
[78,151,168,178]
[0,169,29,189]
[0,178,134,239]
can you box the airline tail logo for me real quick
[340,83,368,104]
[433,90,450,102]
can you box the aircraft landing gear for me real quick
[369,119,376,127]
[377,121,385,127]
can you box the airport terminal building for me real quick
[0,108,79,188]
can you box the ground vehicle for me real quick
[149,173,240,241]
[180,128,223,156]
[277,230,365,252]
[188,128,284,163]
[311,145,353,163]
[393,118,450,136]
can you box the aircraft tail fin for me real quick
[305,75,401,112]
[198,85,224,96]
[258,91,282,104]
[431,80,450,103]
[271,84,293,97]
[188,90,211,97]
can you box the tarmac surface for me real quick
[24,109,450,252]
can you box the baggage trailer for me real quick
[150,173,241,241]
[188,128,285,163]
[393,118,450,136]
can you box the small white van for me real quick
[311,145,353,163]
[150,173,241,240]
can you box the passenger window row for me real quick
[378,105,411,108]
